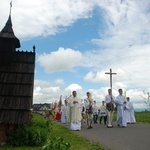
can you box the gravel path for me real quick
[74,122,150,150]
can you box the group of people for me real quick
[52,89,136,131]
[105,88,136,128]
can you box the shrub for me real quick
[6,114,51,146]
[42,137,70,150]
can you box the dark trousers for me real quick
[100,116,107,125]
[93,114,98,123]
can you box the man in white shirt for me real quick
[105,89,115,128]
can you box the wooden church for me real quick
[0,6,35,144]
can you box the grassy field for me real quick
[113,111,150,123]
[0,147,40,150]
[135,111,150,123]
[0,111,150,150]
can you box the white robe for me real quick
[68,96,82,130]
[66,104,70,123]
[125,101,136,123]
[130,102,136,123]
[115,95,127,127]
[125,101,131,123]
[61,105,66,123]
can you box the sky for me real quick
[0,0,150,111]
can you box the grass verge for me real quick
[49,121,105,150]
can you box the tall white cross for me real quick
[105,68,117,91]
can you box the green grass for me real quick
[135,111,150,123]
[0,147,40,150]
[113,111,150,123]
[49,122,105,150]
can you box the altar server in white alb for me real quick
[68,91,82,131]
[93,101,99,124]
[99,101,107,125]
[114,89,127,127]
[61,99,68,124]
[66,95,72,124]
[125,97,136,124]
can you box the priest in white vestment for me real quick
[68,91,82,130]
[115,89,127,127]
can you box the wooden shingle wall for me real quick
[0,51,35,124]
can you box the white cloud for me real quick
[34,80,51,87]
[54,79,64,86]
[33,82,83,103]
[33,81,148,110]
[81,0,150,90]
[42,87,60,93]
[37,47,82,73]
[84,70,108,83]
[82,45,150,89]
[0,0,95,40]
[83,68,128,88]
[34,86,42,94]
[34,85,61,103]
[65,84,82,92]
[94,0,150,48]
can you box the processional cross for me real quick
[105,68,117,91]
